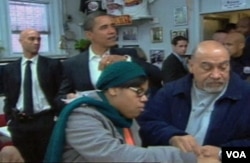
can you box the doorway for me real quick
[202,10,250,40]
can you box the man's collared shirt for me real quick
[16,55,50,113]
[185,82,227,145]
[89,46,110,87]
[88,46,131,87]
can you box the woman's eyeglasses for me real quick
[129,87,149,97]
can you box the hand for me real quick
[61,93,79,104]
[197,156,221,163]
[98,54,127,70]
[169,135,201,155]
[66,93,77,99]
[0,146,24,163]
[107,54,128,62]
[200,145,220,160]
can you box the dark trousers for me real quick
[8,111,55,163]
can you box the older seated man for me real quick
[138,40,250,162]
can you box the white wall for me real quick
[61,0,86,56]
[128,0,200,59]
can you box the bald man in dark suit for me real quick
[3,29,62,162]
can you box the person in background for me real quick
[3,29,62,162]
[0,135,24,163]
[45,61,219,163]
[161,36,189,84]
[236,16,250,62]
[224,23,236,33]
[236,16,250,44]
[138,40,250,162]
[223,32,250,80]
[212,30,228,44]
[55,11,162,109]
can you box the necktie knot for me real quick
[26,60,32,65]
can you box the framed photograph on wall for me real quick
[170,28,188,41]
[121,26,138,41]
[151,27,163,43]
[149,49,165,68]
[174,6,188,26]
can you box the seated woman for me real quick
[44,61,219,163]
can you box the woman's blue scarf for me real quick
[44,94,132,163]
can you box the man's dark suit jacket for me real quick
[3,56,62,121]
[231,46,250,80]
[56,48,162,109]
[161,53,188,84]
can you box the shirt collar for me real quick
[172,73,242,101]
[88,45,110,61]
[21,55,38,65]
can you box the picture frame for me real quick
[149,49,165,68]
[174,6,188,26]
[170,28,188,41]
[121,26,138,41]
[151,27,163,43]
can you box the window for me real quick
[10,1,49,53]
[0,0,64,58]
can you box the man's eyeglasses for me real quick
[129,87,149,97]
